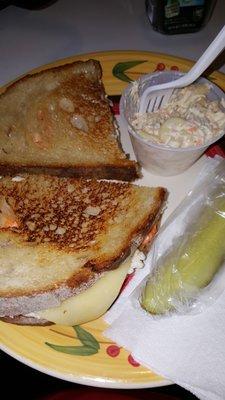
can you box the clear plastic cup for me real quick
[120,71,225,176]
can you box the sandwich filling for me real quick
[0,175,166,325]
[28,252,144,326]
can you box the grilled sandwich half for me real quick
[0,174,166,326]
[0,60,139,181]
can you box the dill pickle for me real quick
[141,198,225,315]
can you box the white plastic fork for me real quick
[139,25,225,114]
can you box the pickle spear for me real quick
[141,198,225,315]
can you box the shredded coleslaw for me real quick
[132,84,225,148]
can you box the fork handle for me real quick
[139,25,225,113]
[176,24,225,87]
[142,25,225,94]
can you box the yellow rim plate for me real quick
[1,50,225,389]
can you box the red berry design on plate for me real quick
[106,345,120,357]
[156,62,165,71]
[170,65,179,71]
[128,354,140,367]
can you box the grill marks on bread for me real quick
[0,175,166,314]
[0,176,132,252]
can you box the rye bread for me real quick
[0,174,166,318]
[0,59,139,180]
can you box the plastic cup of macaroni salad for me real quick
[120,71,225,176]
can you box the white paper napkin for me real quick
[104,157,225,400]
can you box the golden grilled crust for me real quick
[0,175,140,252]
[0,174,166,316]
[0,60,139,181]
[0,164,139,182]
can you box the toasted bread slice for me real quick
[0,174,166,318]
[0,60,139,181]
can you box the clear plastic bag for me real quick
[140,157,225,316]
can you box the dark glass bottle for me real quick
[145,0,218,34]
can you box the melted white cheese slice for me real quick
[34,256,131,326]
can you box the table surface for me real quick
[0,0,225,86]
[0,1,225,399]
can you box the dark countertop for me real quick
[1,350,197,400]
